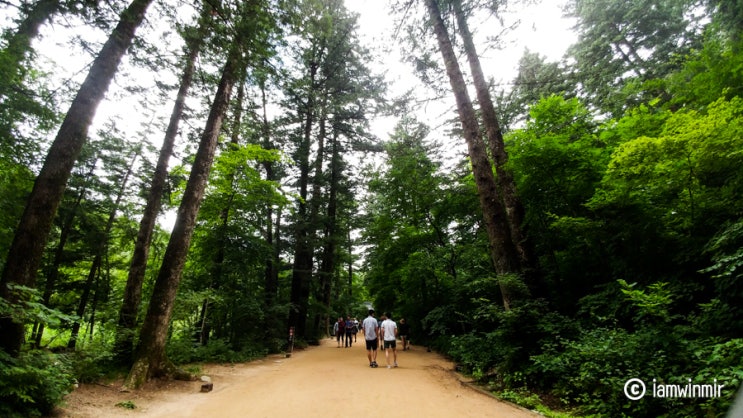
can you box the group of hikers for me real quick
[333,309,410,369]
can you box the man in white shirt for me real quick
[362,309,380,368]
[380,312,398,368]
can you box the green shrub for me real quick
[64,342,116,383]
[0,349,76,417]
[530,327,666,416]
[166,337,267,364]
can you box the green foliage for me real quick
[64,342,116,383]
[0,158,34,262]
[618,279,674,322]
[531,326,665,416]
[166,337,267,365]
[497,388,576,418]
[115,400,137,409]
[566,0,701,116]
[0,284,78,330]
[666,35,743,108]
[526,280,742,417]
[0,350,76,418]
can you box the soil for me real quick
[51,338,539,417]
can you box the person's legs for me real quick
[384,342,391,367]
[366,340,374,366]
[371,339,378,366]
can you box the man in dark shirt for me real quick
[399,318,410,351]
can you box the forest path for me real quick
[55,337,537,417]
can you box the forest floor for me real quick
[51,337,539,417]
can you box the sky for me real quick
[343,0,577,156]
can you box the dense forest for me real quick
[1,0,742,416]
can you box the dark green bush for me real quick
[64,342,116,383]
[0,349,75,418]
[166,337,267,364]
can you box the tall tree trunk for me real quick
[124,39,241,390]
[424,0,519,310]
[67,257,100,349]
[307,99,329,337]
[316,127,340,335]
[0,0,154,357]
[450,0,537,282]
[85,264,102,343]
[259,78,280,338]
[347,229,353,297]
[288,60,319,340]
[114,3,209,365]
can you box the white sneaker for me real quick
[387,365,391,369]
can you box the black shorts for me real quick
[365,339,378,351]
[384,340,396,349]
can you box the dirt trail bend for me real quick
[57,338,538,418]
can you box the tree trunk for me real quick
[259,78,280,338]
[67,257,100,349]
[114,3,208,365]
[316,127,340,335]
[260,80,277,296]
[288,59,319,340]
[124,39,241,390]
[424,0,519,310]
[0,0,154,357]
[450,0,537,283]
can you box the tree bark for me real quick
[450,0,536,279]
[288,58,319,340]
[424,0,519,310]
[316,126,340,335]
[259,78,280,338]
[0,0,153,356]
[123,39,241,389]
[67,257,100,349]
[114,3,208,365]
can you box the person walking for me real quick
[399,318,410,351]
[377,313,386,352]
[335,317,345,348]
[345,316,354,347]
[362,309,380,368]
[380,312,398,368]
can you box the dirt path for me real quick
[55,338,538,417]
